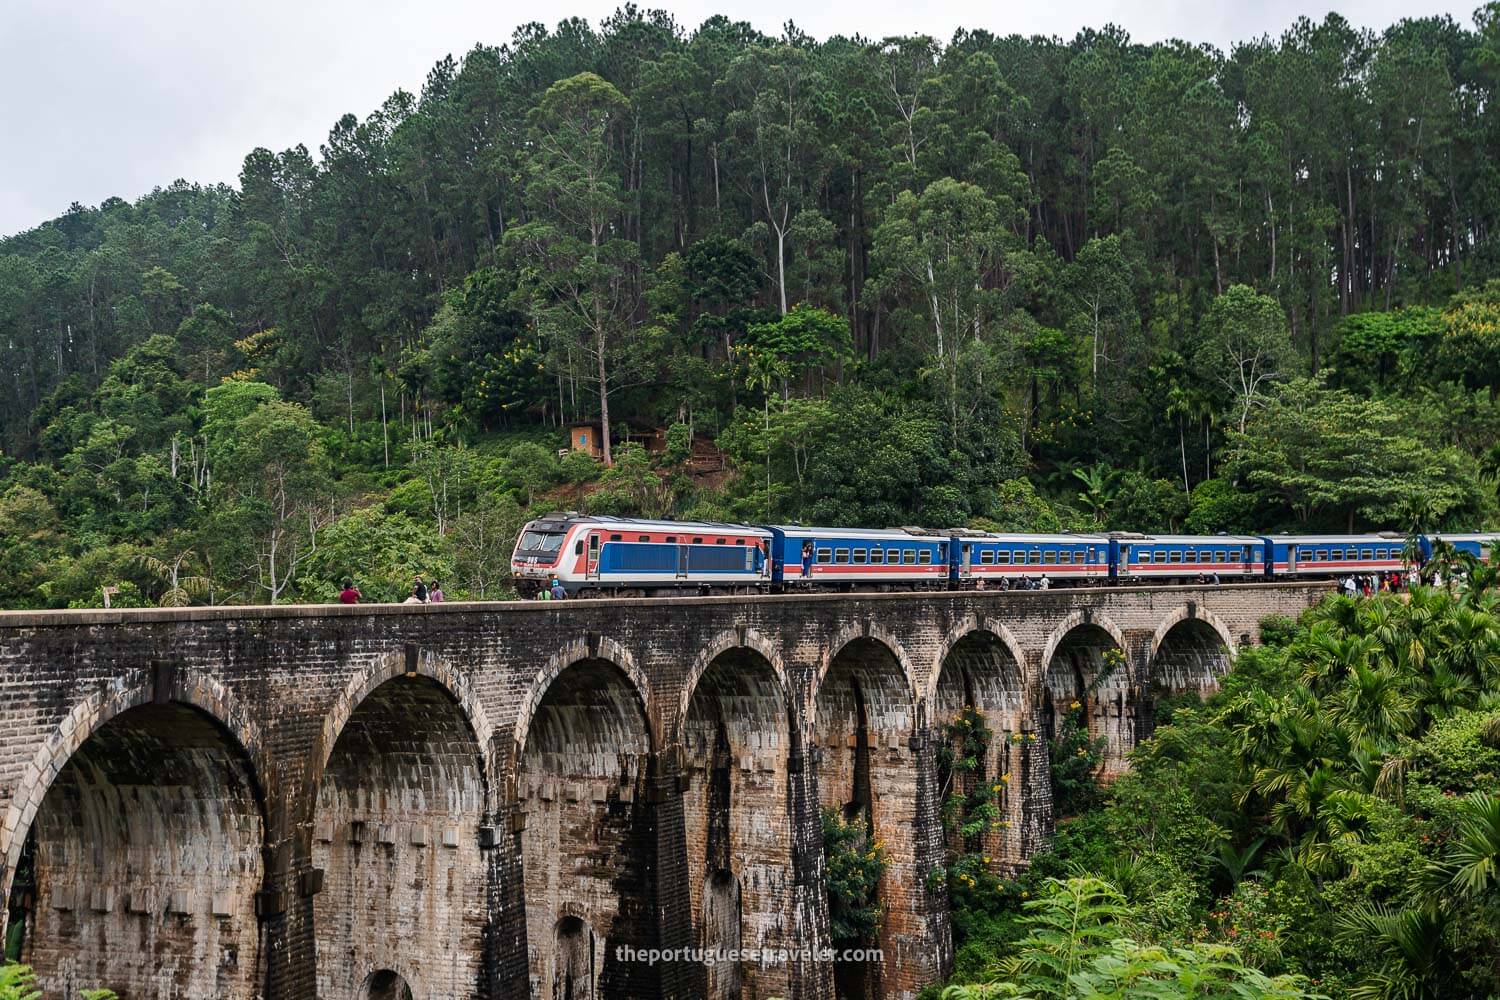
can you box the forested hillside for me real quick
[4,7,1500,607]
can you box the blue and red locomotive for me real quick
[509,513,1494,598]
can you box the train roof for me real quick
[1264,533,1406,543]
[768,525,939,540]
[968,533,1110,545]
[1125,534,1264,544]
[1433,532,1500,541]
[528,514,770,535]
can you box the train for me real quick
[509,513,1496,598]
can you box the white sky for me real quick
[0,0,1482,237]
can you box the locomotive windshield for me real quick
[517,529,566,554]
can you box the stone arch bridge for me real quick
[0,583,1321,1000]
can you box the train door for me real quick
[587,532,601,580]
[1287,544,1298,573]
[677,542,689,579]
[959,543,973,583]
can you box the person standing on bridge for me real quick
[411,574,428,602]
[338,580,361,604]
[428,579,445,603]
[550,578,566,600]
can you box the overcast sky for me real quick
[0,0,1482,237]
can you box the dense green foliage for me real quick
[5,7,1500,606]
[821,808,888,944]
[929,574,1500,999]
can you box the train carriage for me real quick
[1264,533,1409,579]
[953,532,1110,586]
[1113,535,1268,582]
[768,525,948,588]
[511,514,772,596]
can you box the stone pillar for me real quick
[787,743,834,1000]
[651,753,704,1000]
[484,807,529,1000]
[1019,729,1054,859]
[905,731,954,992]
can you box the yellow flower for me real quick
[1000,775,1010,784]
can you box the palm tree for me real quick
[1070,462,1117,528]
[133,548,211,608]
[1335,902,1457,1000]
[1424,792,1500,902]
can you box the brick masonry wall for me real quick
[0,583,1324,999]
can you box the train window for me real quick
[1043,551,1057,564]
[1140,551,1153,564]
[716,538,727,544]
[903,550,917,565]
[918,550,933,565]
[575,540,585,555]
[1200,549,1212,562]
[816,549,832,564]
[1088,547,1098,563]
[835,548,850,563]
[979,550,995,565]
[870,549,884,564]
[1185,550,1197,563]
[852,548,867,564]
[638,535,650,543]
[1169,550,1183,563]
[1027,550,1040,564]
[995,551,1009,564]
[693,536,703,544]
[611,534,623,541]
[1315,549,1328,561]
[665,536,676,544]
[1059,551,1073,565]
[1361,548,1373,559]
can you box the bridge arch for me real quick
[814,627,921,997]
[1,669,268,999]
[929,619,1028,868]
[1144,607,1237,731]
[678,633,794,998]
[512,636,657,767]
[1038,612,1133,779]
[309,655,491,1000]
[302,650,496,826]
[675,628,787,735]
[516,644,656,999]
[926,616,1028,711]
[1148,604,1237,667]
[815,622,920,719]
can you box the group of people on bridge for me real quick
[336,574,448,605]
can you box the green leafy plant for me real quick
[822,808,887,945]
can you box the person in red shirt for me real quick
[338,580,361,604]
